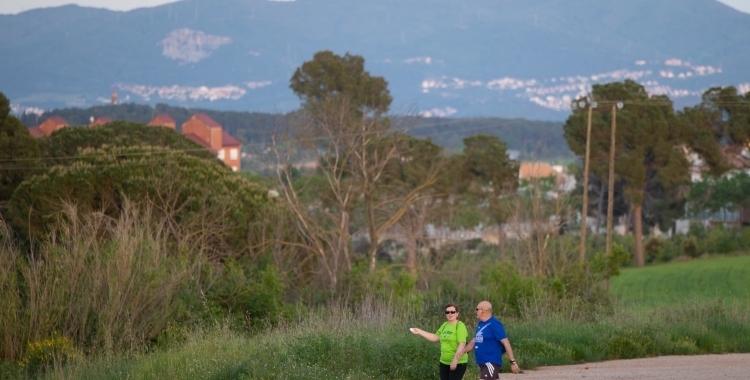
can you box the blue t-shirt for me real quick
[473,316,507,366]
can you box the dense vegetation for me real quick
[2,50,750,379]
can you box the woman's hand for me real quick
[450,358,458,370]
[409,327,421,335]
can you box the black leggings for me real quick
[439,363,467,380]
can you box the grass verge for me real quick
[19,297,749,380]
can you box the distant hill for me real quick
[4,0,749,120]
[21,104,571,161]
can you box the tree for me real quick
[459,134,519,259]
[382,134,448,274]
[290,50,392,115]
[688,172,750,217]
[7,145,272,259]
[697,86,750,150]
[274,51,437,288]
[0,92,40,203]
[39,120,216,166]
[564,80,709,267]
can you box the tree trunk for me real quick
[406,229,417,273]
[498,224,506,261]
[596,181,606,231]
[634,203,645,267]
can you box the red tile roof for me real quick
[519,162,559,180]
[45,116,67,126]
[221,131,241,147]
[184,133,218,155]
[149,114,176,124]
[28,127,45,138]
[191,113,221,128]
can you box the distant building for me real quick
[519,162,558,180]
[181,113,241,172]
[518,161,576,193]
[111,90,119,105]
[90,117,113,126]
[148,114,176,129]
[28,116,68,138]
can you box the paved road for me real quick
[514,353,750,379]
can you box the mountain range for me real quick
[2,0,750,120]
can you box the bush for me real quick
[682,236,700,258]
[644,237,664,263]
[18,334,79,375]
[607,330,653,359]
[701,227,740,254]
[481,262,543,317]
[204,260,286,329]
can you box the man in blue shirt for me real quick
[461,301,520,379]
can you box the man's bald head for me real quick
[478,301,492,312]
[475,300,493,321]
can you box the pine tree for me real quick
[0,92,41,203]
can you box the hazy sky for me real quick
[2,0,750,15]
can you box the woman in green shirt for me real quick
[410,303,468,380]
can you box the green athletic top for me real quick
[436,321,469,365]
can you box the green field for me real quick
[611,255,750,307]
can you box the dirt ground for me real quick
[514,353,750,379]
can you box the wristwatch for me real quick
[510,360,517,365]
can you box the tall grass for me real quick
[0,203,206,363]
[33,294,750,380]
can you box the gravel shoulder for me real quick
[515,353,750,379]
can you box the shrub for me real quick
[682,236,700,258]
[607,330,652,359]
[18,334,78,375]
[204,260,286,329]
[481,261,543,317]
[702,226,739,254]
[515,338,574,367]
[644,237,664,263]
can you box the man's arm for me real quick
[461,338,476,354]
[500,338,520,374]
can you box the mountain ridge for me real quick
[2,0,750,120]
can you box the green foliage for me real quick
[696,86,750,148]
[204,261,286,328]
[682,236,700,258]
[644,237,664,263]
[392,271,418,299]
[515,338,574,367]
[481,261,543,316]
[38,121,216,166]
[565,80,716,266]
[591,243,631,280]
[18,334,79,375]
[0,91,41,202]
[7,145,271,254]
[290,50,392,114]
[607,330,653,359]
[688,172,750,215]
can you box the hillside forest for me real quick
[1,51,750,377]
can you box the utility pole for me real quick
[605,103,621,255]
[579,102,594,262]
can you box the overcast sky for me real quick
[2,0,750,15]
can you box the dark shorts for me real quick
[478,363,501,380]
[439,363,467,380]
